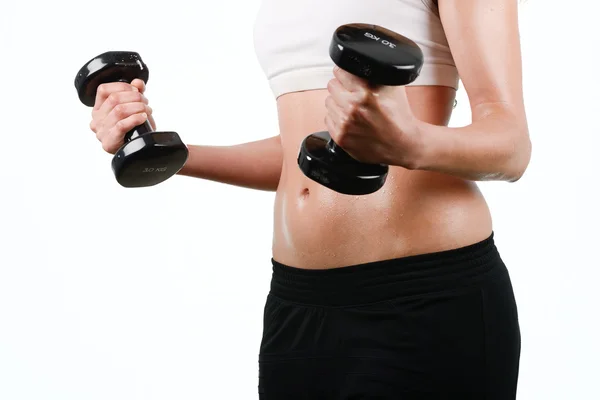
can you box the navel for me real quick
[300,187,310,199]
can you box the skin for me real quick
[90,0,531,269]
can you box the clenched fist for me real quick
[89,78,156,154]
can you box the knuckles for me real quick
[101,139,115,154]
[353,89,371,107]
[106,92,120,108]
[113,104,127,117]
[96,84,110,98]
[326,79,336,93]
[114,119,126,133]
[90,85,150,155]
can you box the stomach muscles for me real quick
[272,87,493,269]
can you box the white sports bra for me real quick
[253,0,459,99]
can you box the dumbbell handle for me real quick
[326,139,357,162]
[124,120,153,143]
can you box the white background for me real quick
[0,0,598,398]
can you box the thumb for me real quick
[131,78,147,93]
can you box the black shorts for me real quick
[258,233,521,399]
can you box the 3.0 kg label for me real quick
[364,32,396,49]
[142,167,168,173]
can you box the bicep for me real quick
[438,0,526,119]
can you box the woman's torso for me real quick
[272,88,493,269]
[253,0,493,269]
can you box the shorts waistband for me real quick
[269,232,506,307]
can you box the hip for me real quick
[259,234,521,398]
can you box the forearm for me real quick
[414,104,532,182]
[178,135,283,191]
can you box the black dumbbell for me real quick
[74,51,188,188]
[297,24,424,195]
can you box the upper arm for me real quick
[438,0,526,121]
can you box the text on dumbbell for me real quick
[364,32,396,49]
[142,167,168,173]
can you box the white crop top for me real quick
[253,0,459,99]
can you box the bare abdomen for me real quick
[271,88,493,269]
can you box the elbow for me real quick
[475,104,532,183]
[507,129,532,183]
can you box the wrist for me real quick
[410,119,452,172]
[176,144,200,176]
[391,118,438,171]
[412,119,432,171]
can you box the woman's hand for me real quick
[89,79,155,154]
[325,66,424,169]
